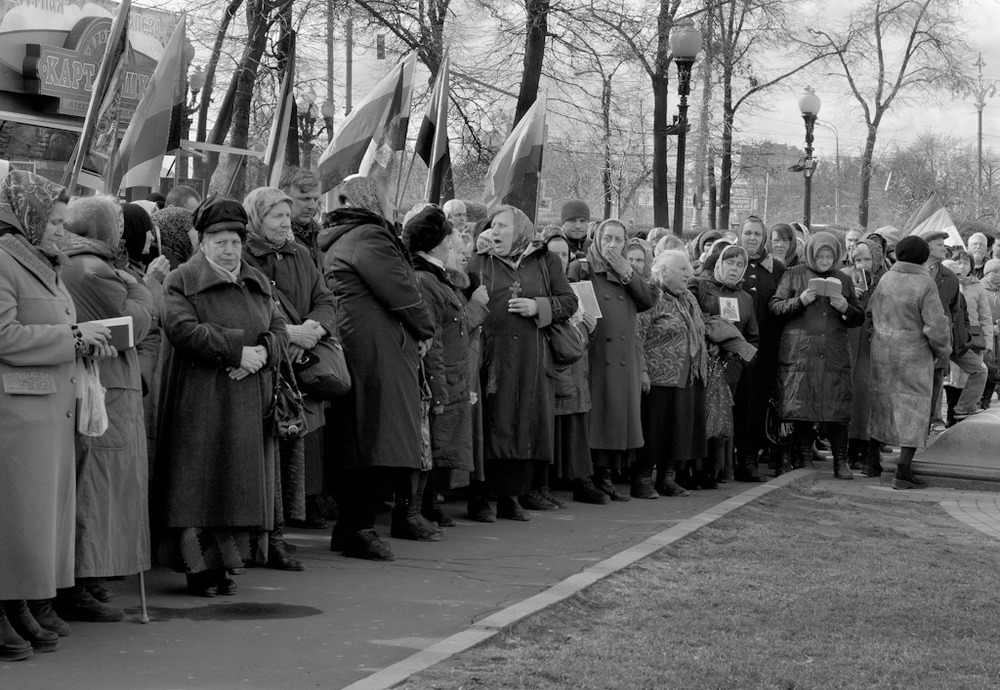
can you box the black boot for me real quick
[391,500,441,540]
[26,600,70,637]
[832,443,854,480]
[655,469,691,497]
[2,601,59,653]
[467,481,496,522]
[343,529,396,561]
[630,472,659,499]
[795,433,815,469]
[422,470,456,527]
[847,439,865,469]
[572,478,610,505]
[893,461,927,490]
[496,495,530,521]
[860,440,883,477]
[774,447,793,476]
[734,453,764,482]
[0,603,32,662]
[267,534,305,571]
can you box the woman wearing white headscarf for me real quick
[469,205,578,521]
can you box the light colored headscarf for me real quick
[626,237,653,280]
[337,176,386,217]
[982,258,1000,290]
[804,231,842,275]
[713,244,749,288]
[488,205,534,259]
[586,218,630,281]
[243,186,293,248]
[0,170,65,245]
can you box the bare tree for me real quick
[812,0,972,228]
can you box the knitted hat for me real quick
[560,199,591,224]
[193,195,248,238]
[895,235,930,264]
[402,206,451,254]
[983,258,1000,276]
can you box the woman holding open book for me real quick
[769,232,864,480]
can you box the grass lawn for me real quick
[395,481,1000,690]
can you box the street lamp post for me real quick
[666,18,702,236]
[297,96,319,169]
[959,53,997,216]
[798,86,821,229]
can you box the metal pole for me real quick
[672,59,694,236]
[803,113,816,229]
[345,15,353,115]
[978,105,984,216]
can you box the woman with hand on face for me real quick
[242,187,339,570]
[0,171,116,658]
[155,196,288,597]
[470,206,578,521]
[568,220,656,502]
[770,232,864,480]
[845,239,883,474]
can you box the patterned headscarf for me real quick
[804,231,842,275]
[586,218,630,281]
[488,205,534,259]
[242,186,293,248]
[861,237,884,274]
[0,170,65,245]
[713,244,749,288]
[151,206,194,265]
[337,176,386,217]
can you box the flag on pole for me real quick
[484,92,547,215]
[902,192,965,248]
[107,16,186,193]
[61,0,132,190]
[415,55,451,204]
[317,53,416,193]
[357,53,416,183]
[264,32,296,188]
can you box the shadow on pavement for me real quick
[144,601,323,622]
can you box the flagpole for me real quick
[61,0,132,190]
[399,147,419,207]
[394,145,407,208]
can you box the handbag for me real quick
[244,251,351,399]
[538,255,586,365]
[269,359,307,439]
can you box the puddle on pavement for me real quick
[145,602,322,622]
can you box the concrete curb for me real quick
[342,469,812,690]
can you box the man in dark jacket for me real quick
[922,229,970,431]
[560,199,591,258]
[280,166,323,268]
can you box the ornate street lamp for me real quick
[958,53,997,216]
[667,18,702,235]
[798,86,821,229]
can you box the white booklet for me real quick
[571,281,603,319]
[91,315,134,351]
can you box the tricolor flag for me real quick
[484,92,547,218]
[264,32,296,188]
[318,53,416,193]
[62,0,132,190]
[107,17,187,193]
[414,55,451,204]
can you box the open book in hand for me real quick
[807,277,843,298]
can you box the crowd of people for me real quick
[1,165,997,662]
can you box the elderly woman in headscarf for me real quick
[242,186,339,569]
[981,258,1000,408]
[58,197,154,622]
[770,231,864,479]
[845,238,883,474]
[155,196,288,596]
[0,171,115,657]
[692,244,759,484]
[150,206,195,268]
[636,251,709,497]
[868,236,951,489]
[469,205,578,521]
[319,176,435,560]
[566,220,655,502]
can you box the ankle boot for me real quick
[893,462,927,490]
[847,439,865,469]
[833,449,854,479]
[27,599,70,637]
[774,448,793,476]
[860,441,883,477]
[68,586,124,622]
[656,469,690,497]
[630,472,659,499]
[422,484,456,526]
[0,603,32,661]
[2,600,58,652]
[734,454,764,482]
[795,436,814,469]
[391,501,441,540]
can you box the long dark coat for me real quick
[60,237,154,577]
[770,265,865,424]
[692,278,759,391]
[847,269,879,440]
[568,261,655,451]
[319,208,434,470]
[869,262,951,447]
[734,255,785,449]
[471,245,578,463]
[413,254,475,471]
[156,251,287,528]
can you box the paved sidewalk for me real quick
[1,478,779,690]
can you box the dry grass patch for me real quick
[395,482,1000,690]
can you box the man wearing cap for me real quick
[560,200,592,258]
[922,229,974,430]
